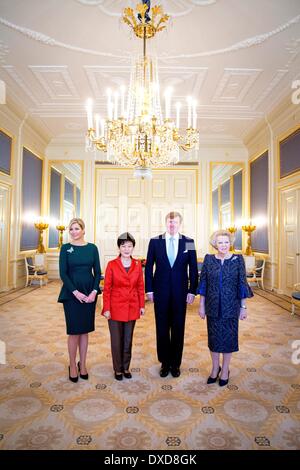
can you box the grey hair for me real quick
[209,230,235,249]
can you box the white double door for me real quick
[280,185,300,295]
[95,168,197,270]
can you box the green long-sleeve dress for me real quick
[58,242,101,335]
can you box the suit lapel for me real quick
[159,234,170,265]
[173,234,185,267]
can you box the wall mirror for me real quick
[48,161,83,248]
[210,162,245,251]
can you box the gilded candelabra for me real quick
[242,223,256,256]
[226,226,237,252]
[34,220,49,254]
[56,224,66,250]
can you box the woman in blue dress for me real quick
[198,230,253,386]
[58,218,101,382]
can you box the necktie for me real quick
[168,237,175,267]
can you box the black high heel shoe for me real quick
[78,361,89,380]
[124,371,132,379]
[69,366,78,383]
[219,370,230,387]
[207,366,221,384]
[114,372,123,381]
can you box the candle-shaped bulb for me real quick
[101,119,105,138]
[114,91,119,120]
[187,96,192,128]
[95,114,100,139]
[120,85,126,117]
[192,100,197,129]
[164,87,173,120]
[86,98,93,129]
[175,102,181,129]
[106,88,113,120]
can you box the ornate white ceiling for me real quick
[75,1,217,17]
[0,0,300,146]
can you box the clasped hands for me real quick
[73,290,96,304]
[198,307,248,320]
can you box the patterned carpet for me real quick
[0,281,299,450]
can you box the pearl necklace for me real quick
[121,258,131,267]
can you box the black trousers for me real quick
[154,295,187,368]
[108,319,136,373]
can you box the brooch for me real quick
[67,247,74,253]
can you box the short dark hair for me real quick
[117,232,136,248]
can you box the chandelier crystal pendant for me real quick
[85,1,199,178]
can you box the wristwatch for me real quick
[240,305,247,309]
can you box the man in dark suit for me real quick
[145,212,198,378]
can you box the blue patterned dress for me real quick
[197,254,253,353]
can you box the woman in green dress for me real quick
[58,218,101,382]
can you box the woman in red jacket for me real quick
[102,232,145,380]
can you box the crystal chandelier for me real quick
[85,1,199,179]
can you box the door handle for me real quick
[296,253,300,256]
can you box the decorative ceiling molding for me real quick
[0,17,127,59]
[212,68,262,104]
[27,102,263,120]
[84,65,131,99]
[84,64,208,100]
[252,69,288,110]
[74,0,217,17]
[165,14,300,59]
[28,66,80,100]
[2,65,40,106]
[1,13,299,60]
[0,41,9,64]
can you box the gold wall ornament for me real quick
[56,224,66,250]
[85,2,199,178]
[34,219,49,254]
[242,223,256,256]
[226,226,237,252]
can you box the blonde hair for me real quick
[209,230,234,249]
[68,218,85,231]
[165,211,183,224]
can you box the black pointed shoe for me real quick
[124,371,132,379]
[159,365,169,377]
[77,361,89,380]
[207,366,221,384]
[219,371,230,387]
[114,372,123,381]
[68,366,78,383]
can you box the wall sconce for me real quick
[226,226,237,252]
[242,222,256,256]
[34,218,49,253]
[56,224,66,250]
